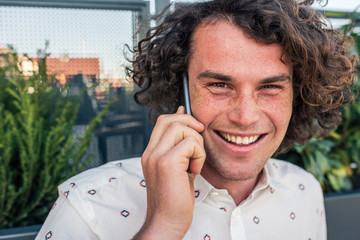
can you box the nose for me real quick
[227,93,261,127]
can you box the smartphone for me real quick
[182,72,192,115]
[182,72,192,173]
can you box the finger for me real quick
[145,121,204,164]
[144,114,204,156]
[176,106,185,114]
[160,136,206,175]
[154,113,204,137]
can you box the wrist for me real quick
[132,220,187,240]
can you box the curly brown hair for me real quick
[126,0,357,153]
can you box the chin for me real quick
[206,159,262,182]
[220,169,259,182]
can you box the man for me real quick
[36,0,356,239]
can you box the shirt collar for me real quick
[193,158,294,205]
[194,174,214,206]
[264,158,297,194]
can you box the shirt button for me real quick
[211,191,219,196]
[232,210,241,218]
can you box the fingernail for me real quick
[177,106,185,113]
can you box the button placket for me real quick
[230,207,246,239]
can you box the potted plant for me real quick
[0,44,111,239]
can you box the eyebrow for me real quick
[260,74,291,84]
[197,70,232,81]
[197,70,291,83]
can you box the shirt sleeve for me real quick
[35,192,99,240]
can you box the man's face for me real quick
[188,20,293,183]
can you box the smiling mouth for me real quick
[218,131,262,145]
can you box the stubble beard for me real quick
[203,145,265,182]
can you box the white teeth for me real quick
[220,132,260,145]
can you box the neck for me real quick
[201,163,262,205]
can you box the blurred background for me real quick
[0,0,358,165]
[0,0,359,239]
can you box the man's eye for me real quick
[259,84,284,95]
[211,82,227,88]
[262,85,282,89]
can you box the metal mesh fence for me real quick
[0,6,135,78]
[0,4,149,165]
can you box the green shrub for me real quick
[0,46,111,228]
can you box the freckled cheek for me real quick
[191,95,228,125]
[259,97,293,129]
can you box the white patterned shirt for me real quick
[36,157,326,240]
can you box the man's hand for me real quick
[133,106,206,239]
